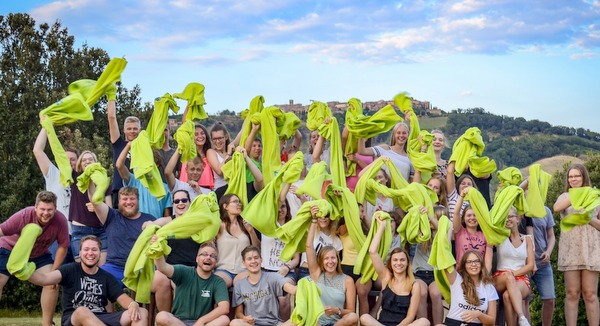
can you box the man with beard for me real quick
[34,235,148,326]
[88,184,155,286]
[153,242,230,326]
[0,191,69,326]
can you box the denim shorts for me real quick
[414,270,435,286]
[0,248,53,277]
[71,224,108,259]
[531,263,555,300]
[215,269,237,283]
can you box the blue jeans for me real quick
[71,224,108,259]
[531,262,555,300]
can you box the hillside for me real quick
[520,155,584,177]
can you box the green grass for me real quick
[419,116,447,131]
[0,310,60,326]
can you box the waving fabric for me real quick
[526,164,552,218]
[354,211,392,284]
[173,82,208,121]
[77,163,110,204]
[130,131,166,200]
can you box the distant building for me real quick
[277,97,441,115]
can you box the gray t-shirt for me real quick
[530,206,555,267]
[232,272,287,326]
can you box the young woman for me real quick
[179,123,214,188]
[365,168,396,220]
[215,194,260,288]
[553,164,600,326]
[307,205,359,326]
[360,215,430,326]
[442,250,498,326]
[206,122,233,196]
[358,122,414,182]
[453,190,493,273]
[493,207,534,326]
[446,161,477,220]
[431,129,447,177]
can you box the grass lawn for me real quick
[0,310,60,326]
[419,116,447,131]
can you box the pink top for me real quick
[179,157,214,189]
[0,206,69,258]
[454,228,491,270]
[345,154,374,192]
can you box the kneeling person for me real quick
[231,246,297,326]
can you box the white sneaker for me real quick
[518,315,531,326]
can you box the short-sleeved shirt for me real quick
[232,272,287,326]
[44,164,71,229]
[172,179,210,201]
[171,265,229,321]
[126,175,172,218]
[527,206,555,267]
[58,262,124,315]
[454,228,491,270]
[111,138,128,193]
[0,207,69,258]
[103,208,155,267]
[446,274,498,324]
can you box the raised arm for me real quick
[153,252,175,278]
[33,127,53,176]
[244,123,260,154]
[368,215,388,282]
[306,206,322,280]
[88,182,109,225]
[107,99,120,144]
[164,150,181,191]
[312,134,326,164]
[453,188,467,234]
[446,161,456,194]
[444,226,457,285]
[116,141,132,184]
[240,147,264,192]
[357,138,375,156]
[291,129,302,150]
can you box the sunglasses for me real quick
[173,198,190,204]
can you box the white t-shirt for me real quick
[446,274,499,324]
[44,164,72,234]
[301,230,342,266]
[172,178,210,201]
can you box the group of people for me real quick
[0,91,599,326]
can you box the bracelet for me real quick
[128,301,138,309]
[284,263,292,270]
[312,219,317,223]
[337,307,342,316]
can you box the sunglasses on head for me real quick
[173,198,189,204]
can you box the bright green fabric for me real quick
[495,167,523,203]
[526,164,552,218]
[306,101,331,131]
[256,106,284,185]
[427,216,455,303]
[291,277,325,326]
[560,187,600,232]
[448,127,496,177]
[130,130,166,200]
[173,120,197,163]
[344,98,363,177]
[85,57,127,106]
[123,224,160,303]
[239,95,265,149]
[407,130,437,182]
[40,118,75,187]
[318,117,346,187]
[173,82,208,121]
[353,157,409,207]
[297,162,331,200]
[76,163,110,204]
[7,224,43,281]
[222,151,248,206]
[147,93,180,149]
[242,152,303,238]
[354,211,392,283]
[394,183,437,246]
[277,112,301,140]
[276,200,332,262]
[324,184,364,250]
[394,92,420,140]
[67,79,96,101]
[465,186,526,246]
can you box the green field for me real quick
[0,310,59,326]
[418,116,448,131]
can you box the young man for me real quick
[165,150,210,200]
[0,191,70,326]
[231,245,297,326]
[154,242,230,326]
[33,235,148,326]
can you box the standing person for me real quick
[153,242,230,326]
[165,150,210,201]
[520,206,556,326]
[0,191,69,326]
[441,250,498,326]
[206,122,234,197]
[431,130,448,177]
[553,164,600,326]
[493,208,534,326]
[231,246,297,326]
[33,235,148,326]
[306,205,359,326]
[107,96,141,206]
[157,124,178,183]
[359,216,430,326]
[179,123,213,190]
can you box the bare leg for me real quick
[152,270,173,312]
[581,270,599,326]
[356,278,372,316]
[215,271,233,288]
[415,279,429,319]
[70,306,105,326]
[155,311,186,326]
[563,270,582,326]
[429,282,444,325]
[541,299,555,326]
[120,307,149,326]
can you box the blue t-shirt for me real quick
[126,175,172,219]
[104,208,155,267]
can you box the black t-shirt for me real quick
[166,215,201,266]
[59,262,124,315]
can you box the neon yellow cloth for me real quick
[242,152,304,238]
[306,101,332,131]
[40,118,75,187]
[291,277,325,326]
[318,117,346,188]
[173,120,197,162]
[277,112,301,140]
[85,57,127,106]
[394,183,437,246]
[354,211,392,283]
[297,162,331,200]
[526,164,552,218]
[130,130,166,200]
[394,92,420,140]
[256,106,284,184]
[560,187,600,232]
[427,216,455,303]
[77,163,110,204]
[448,127,497,177]
[324,184,364,251]
[276,200,333,262]
[124,193,221,303]
[407,130,437,183]
[353,157,409,208]
[147,93,180,149]
[67,79,96,101]
[173,82,208,121]
[239,95,265,150]
[7,224,43,281]
[465,186,526,246]
[222,151,248,206]
[495,167,523,203]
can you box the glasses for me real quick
[229,199,241,205]
[466,259,481,266]
[173,198,189,204]
[507,214,518,218]
[568,174,582,179]
[198,252,218,259]
[212,136,226,142]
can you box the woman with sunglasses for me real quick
[144,189,197,312]
[442,250,498,326]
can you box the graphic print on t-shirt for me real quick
[73,276,105,312]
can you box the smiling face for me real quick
[432,132,445,152]
[124,121,140,142]
[391,123,409,147]
[567,167,584,189]
[242,248,262,273]
[463,252,482,277]
[194,127,206,147]
[505,208,519,228]
[196,246,218,273]
[375,170,389,185]
[211,130,227,151]
[427,178,442,195]
[462,208,478,229]
[320,248,338,273]
[118,194,139,218]
[35,201,56,226]
[186,160,203,181]
[389,251,408,274]
[458,177,474,194]
[310,130,319,147]
[172,191,191,217]
[80,152,97,170]
[80,239,101,268]
[250,140,262,160]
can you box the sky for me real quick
[2,0,599,131]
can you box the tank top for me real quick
[378,284,412,326]
[496,235,528,271]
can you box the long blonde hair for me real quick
[459,250,492,306]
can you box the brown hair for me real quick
[317,245,343,274]
[564,163,591,192]
[79,235,102,251]
[241,245,261,260]
[195,123,212,156]
[210,122,231,150]
[75,150,98,173]
[386,248,415,292]
[458,250,492,306]
[118,186,139,199]
[219,194,251,239]
[35,191,57,207]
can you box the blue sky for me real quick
[2,0,599,131]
